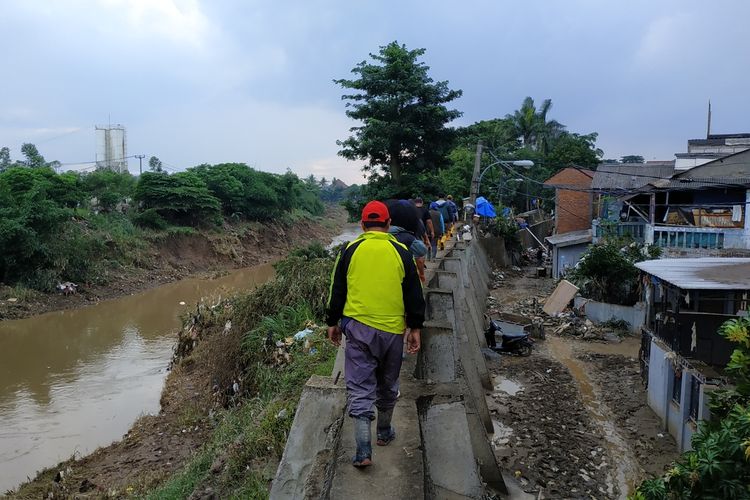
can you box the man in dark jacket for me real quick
[428,202,445,259]
[326,200,425,468]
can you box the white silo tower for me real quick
[95,124,128,173]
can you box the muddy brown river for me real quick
[0,264,275,493]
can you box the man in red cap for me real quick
[326,200,425,468]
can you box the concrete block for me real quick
[426,289,457,326]
[419,399,484,499]
[463,400,508,495]
[457,341,494,434]
[329,398,424,499]
[270,376,346,500]
[420,322,458,383]
[435,272,492,392]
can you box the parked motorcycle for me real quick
[484,318,533,356]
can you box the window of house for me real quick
[689,375,701,421]
[671,368,682,405]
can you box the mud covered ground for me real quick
[577,352,679,480]
[487,271,679,499]
[488,356,615,498]
[0,207,346,321]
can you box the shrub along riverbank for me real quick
[11,244,342,499]
[0,163,325,291]
[0,162,347,321]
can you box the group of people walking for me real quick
[325,195,460,468]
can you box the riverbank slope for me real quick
[0,207,347,321]
[7,212,349,499]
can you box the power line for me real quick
[482,147,750,192]
[500,160,750,196]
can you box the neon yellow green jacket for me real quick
[325,231,425,334]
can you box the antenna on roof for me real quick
[706,99,712,139]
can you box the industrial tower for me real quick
[95,124,128,173]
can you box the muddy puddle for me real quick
[0,264,275,492]
[493,376,524,396]
[544,336,639,498]
[491,419,514,450]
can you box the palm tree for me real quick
[507,97,566,154]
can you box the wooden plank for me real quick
[542,279,579,315]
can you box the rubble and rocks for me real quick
[577,352,680,478]
[487,355,616,498]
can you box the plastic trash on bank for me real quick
[294,328,314,341]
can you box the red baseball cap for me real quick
[361,200,390,223]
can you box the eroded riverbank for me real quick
[2,214,350,496]
[0,208,347,322]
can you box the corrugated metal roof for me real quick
[592,164,674,190]
[545,229,592,247]
[635,258,750,290]
[645,177,750,190]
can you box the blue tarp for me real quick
[475,196,496,218]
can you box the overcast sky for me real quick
[2,0,749,184]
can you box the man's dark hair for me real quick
[363,220,388,228]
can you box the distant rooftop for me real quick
[688,133,750,147]
[635,258,750,290]
[545,229,591,247]
[591,163,674,191]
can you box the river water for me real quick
[0,264,275,493]
[326,222,361,249]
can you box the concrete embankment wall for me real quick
[270,238,508,499]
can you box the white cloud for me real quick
[633,13,696,69]
[96,0,210,47]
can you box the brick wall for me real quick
[544,168,593,234]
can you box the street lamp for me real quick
[472,159,534,206]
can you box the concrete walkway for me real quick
[271,235,532,499]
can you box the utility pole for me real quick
[135,154,145,175]
[469,140,483,206]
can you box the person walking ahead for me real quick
[326,200,425,468]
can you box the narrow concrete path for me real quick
[272,235,535,499]
[328,355,424,499]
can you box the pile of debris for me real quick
[486,291,628,343]
[520,246,547,266]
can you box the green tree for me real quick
[81,170,136,212]
[0,167,82,285]
[134,171,221,226]
[20,143,47,168]
[454,118,519,152]
[149,156,163,172]
[567,240,661,305]
[545,132,603,169]
[621,155,644,164]
[335,41,462,187]
[507,97,566,154]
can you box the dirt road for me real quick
[486,270,678,499]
